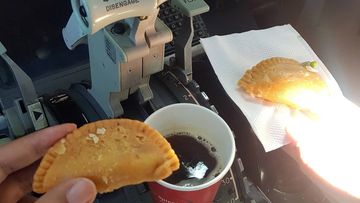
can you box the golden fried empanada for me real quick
[238,57,328,109]
[33,119,179,194]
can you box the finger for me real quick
[0,161,39,202]
[36,178,97,203]
[0,124,76,183]
[18,195,37,203]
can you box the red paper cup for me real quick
[148,181,221,203]
[145,104,236,203]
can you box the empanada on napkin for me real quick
[238,57,328,109]
[33,119,179,194]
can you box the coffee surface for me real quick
[164,133,218,186]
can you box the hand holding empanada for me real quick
[33,119,179,194]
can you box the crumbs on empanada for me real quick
[33,119,180,194]
[238,57,328,109]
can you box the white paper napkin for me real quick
[200,24,342,152]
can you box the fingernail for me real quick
[66,179,96,203]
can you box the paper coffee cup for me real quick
[145,103,236,203]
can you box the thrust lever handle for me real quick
[170,0,209,84]
[170,0,209,17]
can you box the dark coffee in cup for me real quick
[164,132,221,187]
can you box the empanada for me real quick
[238,57,328,109]
[33,119,179,194]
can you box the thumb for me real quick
[36,178,97,203]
